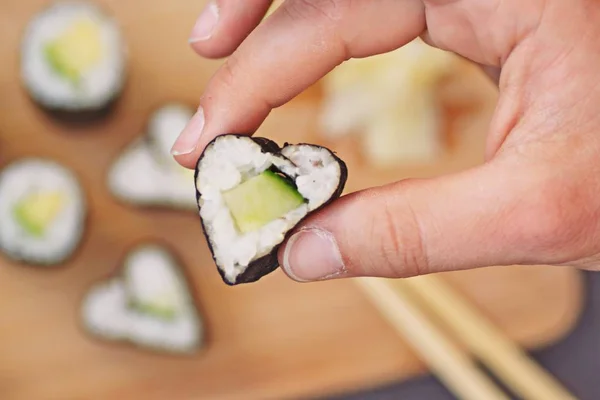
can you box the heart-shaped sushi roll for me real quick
[81,244,204,354]
[0,158,86,266]
[107,103,197,210]
[195,134,348,285]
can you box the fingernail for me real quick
[171,107,205,156]
[282,228,345,282]
[188,1,219,43]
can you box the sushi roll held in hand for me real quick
[20,1,127,119]
[0,158,86,266]
[195,134,348,286]
[81,244,204,355]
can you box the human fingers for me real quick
[188,0,274,59]
[171,0,426,167]
[277,160,567,281]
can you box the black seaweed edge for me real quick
[0,157,90,269]
[194,134,348,286]
[76,238,210,358]
[34,97,124,127]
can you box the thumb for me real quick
[278,161,544,282]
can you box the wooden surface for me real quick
[0,1,585,400]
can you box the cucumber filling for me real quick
[129,296,179,320]
[44,17,104,85]
[221,170,306,234]
[13,191,66,237]
[124,251,188,322]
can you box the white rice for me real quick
[196,136,342,283]
[147,103,194,164]
[280,145,344,210]
[124,245,188,310]
[21,1,126,111]
[108,140,197,210]
[81,245,202,353]
[108,103,197,210]
[0,159,86,265]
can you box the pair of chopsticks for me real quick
[355,275,578,400]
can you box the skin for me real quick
[173,0,600,282]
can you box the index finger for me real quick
[171,0,426,168]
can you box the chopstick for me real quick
[401,275,577,400]
[356,277,510,400]
[355,276,578,400]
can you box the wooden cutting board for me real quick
[0,1,585,400]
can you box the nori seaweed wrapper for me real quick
[194,134,348,286]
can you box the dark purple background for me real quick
[326,271,600,400]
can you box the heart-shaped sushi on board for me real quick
[108,103,197,211]
[195,134,348,286]
[81,244,204,354]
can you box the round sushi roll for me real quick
[0,158,86,265]
[81,244,204,354]
[107,103,197,210]
[20,1,127,118]
[195,134,348,285]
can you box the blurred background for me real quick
[0,0,598,399]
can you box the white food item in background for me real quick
[21,1,127,111]
[81,245,203,354]
[107,103,197,210]
[147,103,193,164]
[0,158,86,265]
[362,91,443,165]
[319,39,459,166]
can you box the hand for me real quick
[172,0,600,282]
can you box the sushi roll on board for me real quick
[0,158,86,266]
[20,1,127,120]
[81,244,204,355]
[107,103,198,211]
[195,134,348,285]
